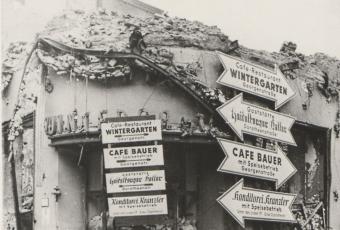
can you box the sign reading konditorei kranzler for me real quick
[101,119,162,144]
[103,145,164,169]
[217,93,296,146]
[106,170,166,193]
[217,179,296,228]
[108,195,168,217]
[102,116,168,219]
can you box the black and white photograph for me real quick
[1,0,340,229]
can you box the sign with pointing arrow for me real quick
[216,51,295,109]
[217,139,297,189]
[106,170,166,193]
[217,179,297,228]
[217,93,296,146]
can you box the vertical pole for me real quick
[102,211,107,230]
[10,142,22,230]
[85,76,88,113]
[105,76,108,112]
[102,149,108,230]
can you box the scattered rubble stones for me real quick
[2,9,340,142]
[2,42,31,91]
[280,41,297,53]
[39,10,231,52]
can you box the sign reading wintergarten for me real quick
[106,170,166,193]
[216,51,295,109]
[101,119,162,144]
[217,139,297,189]
[217,93,296,146]
[108,195,168,217]
[217,179,296,228]
[103,145,164,169]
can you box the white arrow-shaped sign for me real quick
[216,93,297,146]
[217,179,297,228]
[216,51,295,109]
[217,138,297,189]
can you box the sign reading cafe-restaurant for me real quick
[101,119,162,144]
[215,51,298,228]
[101,116,167,219]
[216,51,295,109]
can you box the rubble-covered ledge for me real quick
[45,120,329,147]
[48,130,221,147]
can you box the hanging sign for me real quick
[108,194,168,217]
[101,119,162,144]
[106,170,166,193]
[216,93,296,146]
[216,51,295,109]
[103,145,164,169]
[217,179,296,228]
[217,139,297,189]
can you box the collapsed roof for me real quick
[4,9,340,89]
[2,9,340,140]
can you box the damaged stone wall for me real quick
[2,42,31,92]
[2,7,340,230]
[2,128,34,230]
[3,9,340,140]
[289,129,328,230]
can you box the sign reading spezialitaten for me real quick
[108,195,168,217]
[217,93,296,146]
[217,179,296,228]
[103,145,164,169]
[106,170,166,193]
[216,51,295,109]
[217,139,297,189]
[101,119,162,144]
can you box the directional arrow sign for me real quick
[217,179,297,228]
[216,93,296,146]
[217,138,297,189]
[216,51,295,109]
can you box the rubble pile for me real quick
[36,49,131,80]
[6,55,41,141]
[238,44,340,100]
[2,9,340,142]
[2,9,340,230]
[40,9,230,52]
[37,10,340,103]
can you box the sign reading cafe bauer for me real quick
[103,145,164,169]
[217,93,296,146]
[217,139,297,189]
[216,51,295,109]
[102,116,168,219]
[101,119,162,144]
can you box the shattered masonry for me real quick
[2,8,340,230]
